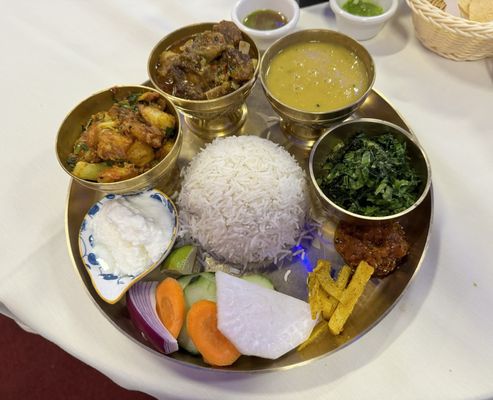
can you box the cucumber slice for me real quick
[242,274,274,290]
[177,272,213,291]
[183,273,217,310]
[177,275,195,290]
[198,271,215,282]
[178,318,199,354]
[178,272,217,354]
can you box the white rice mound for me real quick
[177,135,308,265]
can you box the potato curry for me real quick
[67,90,177,183]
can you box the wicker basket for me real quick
[407,0,493,61]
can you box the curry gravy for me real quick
[265,42,369,112]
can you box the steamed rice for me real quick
[177,135,307,265]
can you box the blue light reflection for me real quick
[291,244,314,272]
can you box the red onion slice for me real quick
[127,281,178,354]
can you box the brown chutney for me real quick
[334,221,409,277]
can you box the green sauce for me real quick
[242,9,288,31]
[342,0,384,16]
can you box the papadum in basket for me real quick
[407,0,493,61]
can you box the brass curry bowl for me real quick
[309,118,432,224]
[56,85,182,194]
[148,22,260,140]
[260,29,376,149]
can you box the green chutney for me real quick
[342,0,384,16]
[242,9,288,30]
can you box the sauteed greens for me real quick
[316,133,421,216]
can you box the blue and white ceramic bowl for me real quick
[78,189,178,304]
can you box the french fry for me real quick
[298,321,329,351]
[317,272,343,302]
[313,259,331,274]
[301,259,375,351]
[328,261,374,335]
[318,282,335,315]
[308,259,332,319]
[322,265,352,320]
[313,258,343,301]
[307,274,322,320]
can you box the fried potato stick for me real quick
[298,321,329,351]
[308,274,322,320]
[313,258,344,301]
[322,265,352,320]
[328,261,374,335]
[308,259,333,319]
[317,272,343,301]
[314,259,331,274]
[318,283,335,316]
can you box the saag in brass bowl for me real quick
[309,118,431,223]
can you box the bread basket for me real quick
[406,0,493,61]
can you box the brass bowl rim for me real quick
[55,84,182,190]
[308,117,432,222]
[259,29,376,116]
[147,22,260,106]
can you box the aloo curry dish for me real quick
[67,90,177,183]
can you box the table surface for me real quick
[1,1,492,399]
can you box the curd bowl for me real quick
[78,189,178,304]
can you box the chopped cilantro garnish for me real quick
[81,117,93,132]
[116,92,142,111]
[74,142,89,155]
[316,132,422,217]
[165,127,176,138]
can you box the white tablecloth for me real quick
[1,1,492,399]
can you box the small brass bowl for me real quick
[56,85,182,194]
[147,22,260,140]
[260,29,375,149]
[309,118,431,223]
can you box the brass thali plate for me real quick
[65,82,433,372]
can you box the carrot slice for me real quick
[187,300,241,366]
[155,277,185,339]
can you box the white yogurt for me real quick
[89,195,174,276]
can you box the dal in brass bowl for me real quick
[260,29,375,149]
[147,23,260,140]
